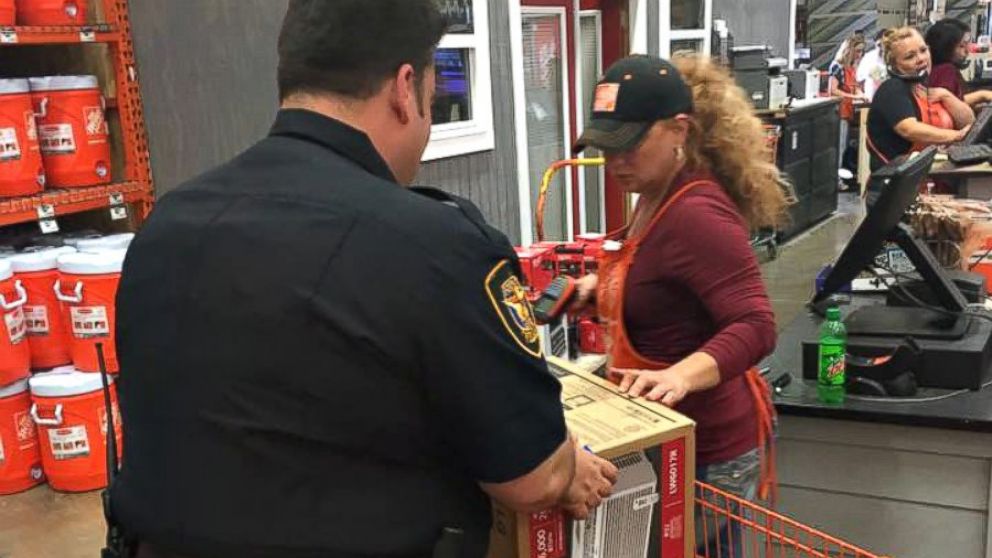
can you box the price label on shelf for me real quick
[108,193,124,206]
[39,219,59,234]
[79,28,96,43]
[0,30,17,44]
[110,206,128,221]
[36,205,58,233]
[36,204,55,219]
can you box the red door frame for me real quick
[522,0,630,236]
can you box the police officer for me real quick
[109,1,617,557]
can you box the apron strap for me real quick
[745,368,778,504]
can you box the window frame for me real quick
[660,0,713,58]
[423,0,496,161]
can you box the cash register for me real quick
[805,147,992,392]
[731,45,789,110]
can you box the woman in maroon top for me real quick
[926,18,992,108]
[573,54,787,558]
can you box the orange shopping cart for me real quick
[695,481,885,558]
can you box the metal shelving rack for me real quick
[0,0,153,229]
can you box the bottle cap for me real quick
[826,307,841,320]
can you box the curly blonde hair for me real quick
[670,54,791,229]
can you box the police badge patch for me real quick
[485,259,542,358]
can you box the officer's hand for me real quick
[560,446,618,520]
[568,273,599,314]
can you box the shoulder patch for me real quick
[485,260,543,358]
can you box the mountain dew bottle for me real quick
[817,307,846,405]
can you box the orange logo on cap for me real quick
[593,83,620,112]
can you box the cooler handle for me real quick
[30,403,63,427]
[0,281,27,311]
[35,97,48,120]
[54,280,84,304]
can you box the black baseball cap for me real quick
[574,56,694,153]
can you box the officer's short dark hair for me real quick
[925,18,970,66]
[277,0,447,102]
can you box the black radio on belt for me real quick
[533,276,577,325]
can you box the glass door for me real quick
[522,8,572,241]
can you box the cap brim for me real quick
[573,119,652,154]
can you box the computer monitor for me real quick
[962,105,992,146]
[812,146,971,339]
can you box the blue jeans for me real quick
[695,448,761,558]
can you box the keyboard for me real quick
[946,143,992,165]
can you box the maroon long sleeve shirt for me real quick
[624,172,777,465]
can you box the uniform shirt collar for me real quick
[269,109,397,183]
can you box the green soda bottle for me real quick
[817,306,847,405]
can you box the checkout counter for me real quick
[763,147,992,558]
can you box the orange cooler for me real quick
[0,378,45,494]
[0,79,46,197]
[11,248,75,370]
[76,233,134,253]
[29,75,111,188]
[15,0,88,25]
[29,369,120,492]
[55,250,124,373]
[0,260,31,385]
[0,0,13,25]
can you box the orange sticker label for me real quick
[593,83,620,112]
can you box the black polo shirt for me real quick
[110,109,567,558]
[867,77,920,171]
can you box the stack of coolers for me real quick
[0,3,110,196]
[514,234,608,358]
[0,73,112,198]
[0,232,131,496]
[731,45,790,110]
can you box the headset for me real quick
[887,65,929,83]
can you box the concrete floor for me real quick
[0,194,864,558]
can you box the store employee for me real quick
[109,2,617,558]
[867,26,973,173]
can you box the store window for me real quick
[671,0,705,30]
[423,0,495,161]
[439,0,475,34]
[433,49,473,125]
[671,38,705,55]
[662,0,712,59]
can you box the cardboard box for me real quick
[487,357,696,558]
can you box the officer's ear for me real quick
[390,63,419,126]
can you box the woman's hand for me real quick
[611,352,722,407]
[613,368,691,407]
[929,87,954,103]
[569,273,598,313]
[955,124,972,142]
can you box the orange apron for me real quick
[839,66,858,121]
[597,180,778,502]
[868,90,954,165]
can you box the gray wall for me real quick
[129,0,286,195]
[129,0,522,243]
[712,0,791,59]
